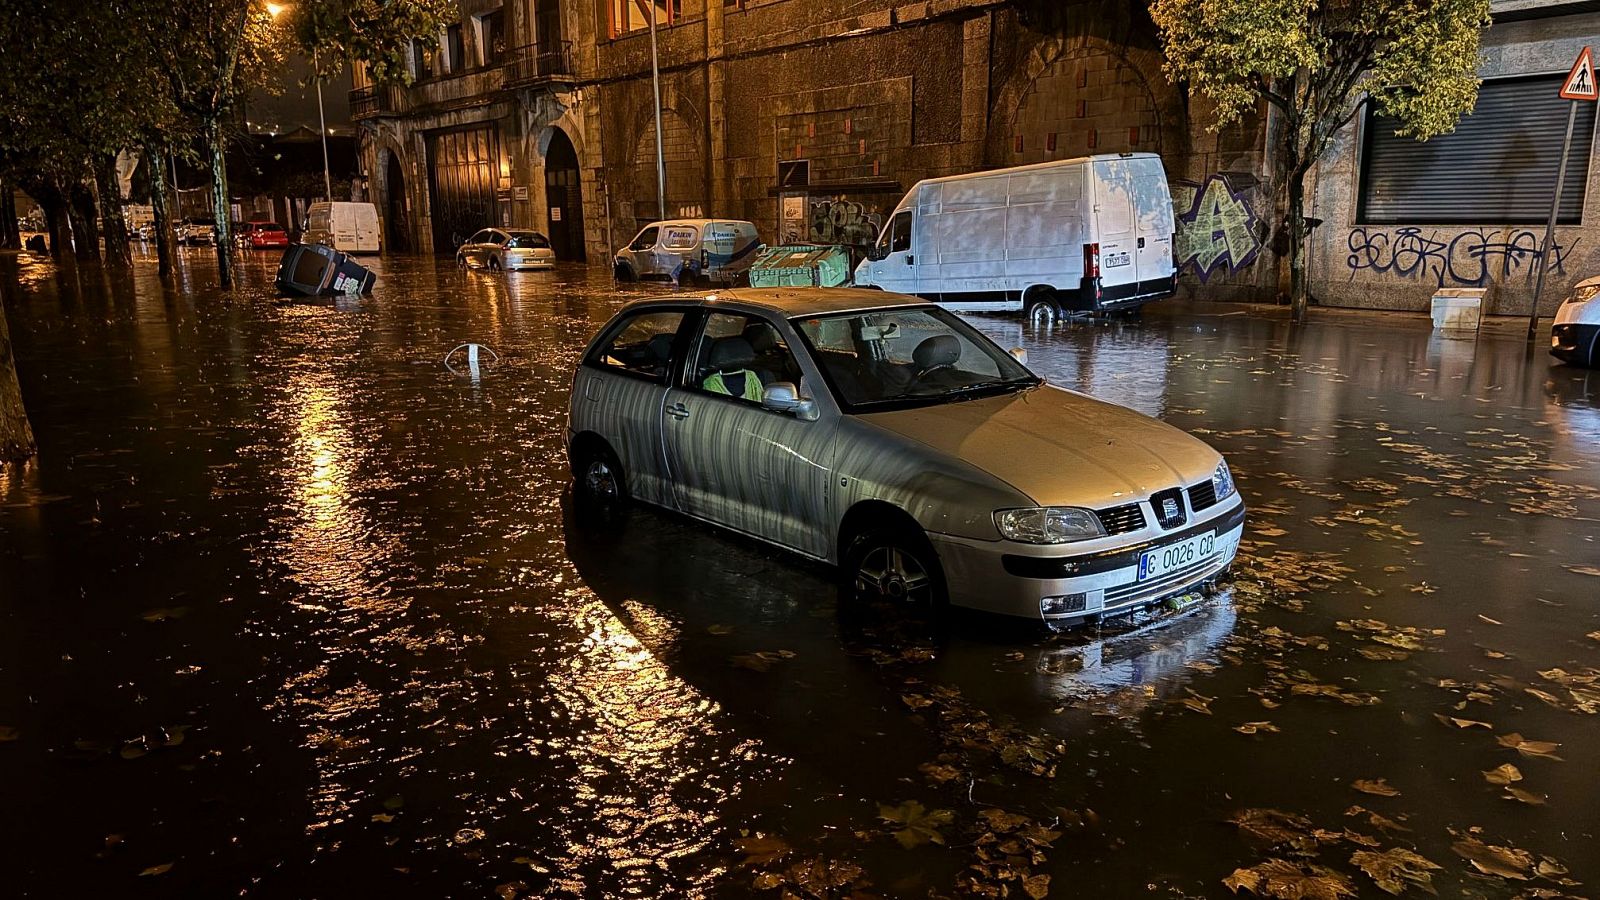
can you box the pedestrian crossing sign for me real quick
[1559,46,1597,101]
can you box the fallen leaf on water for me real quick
[371,813,394,823]
[1022,873,1051,899]
[1343,806,1411,835]
[1587,631,1600,642]
[1433,713,1491,730]
[1352,778,1401,797]
[918,761,961,784]
[138,863,173,876]
[1523,687,1565,709]
[978,808,1030,833]
[1350,847,1442,896]
[734,834,790,866]
[1495,733,1564,761]
[1477,615,1503,626]
[1235,721,1280,735]
[1359,646,1410,661]
[878,800,954,849]
[901,694,933,710]
[706,624,734,636]
[1451,834,1534,880]
[1482,763,1523,786]
[1223,858,1356,899]
[462,556,488,565]
[1503,787,1546,805]
[1564,565,1600,577]
[1229,809,1316,850]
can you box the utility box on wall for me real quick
[1431,288,1486,333]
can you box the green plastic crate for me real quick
[748,244,852,288]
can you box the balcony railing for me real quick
[348,84,407,120]
[506,40,575,87]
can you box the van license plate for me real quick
[1137,532,1216,582]
[1105,251,1131,267]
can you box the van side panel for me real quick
[1090,159,1139,293]
[930,175,1009,299]
[1129,156,1176,286]
[1002,167,1086,300]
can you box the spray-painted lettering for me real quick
[808,198,881,247]
[1172,175,1261,282]
[1345,227,1579,287]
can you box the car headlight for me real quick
[995,507,1105,544]
[1212,461,1236,502]
[1567,284,1599,305]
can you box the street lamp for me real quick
[265,2,333,202]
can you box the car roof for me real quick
[620,287,929,318]
[638,219,755,229]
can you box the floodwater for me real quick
[1,250,1598,898]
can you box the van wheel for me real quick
[613,262,637,282]
[843,524,947,609]
[1024,291,1061,328]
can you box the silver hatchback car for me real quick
[566,288,1244,626]
[456,228,557,271]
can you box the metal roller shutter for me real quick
[1358,74,1596,224]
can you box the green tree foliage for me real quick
[290,0,453,84]
[1149,0,1492,319]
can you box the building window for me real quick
[1359,74,1596,224]
[412,39,436,80]
[609,0,681,38]
[478,10,505,66]
[445,23,464,73]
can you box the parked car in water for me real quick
[613,218,762,284]
[566,287,1243,627]
[456,228,557,271]
[243,222,290,249]
[1552,275,1600,368]
[853,153,1178,323]
[179,217,216,246]
[301,201,381,254]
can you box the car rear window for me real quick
[261,224,285,232]
[506,233,549,249]
[661,226,698,250]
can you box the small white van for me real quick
[854,153,1177,320]
[613,219,762,284]
[302,201,382,254]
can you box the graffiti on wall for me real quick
[808,198,882,247]
[1345,227,1580,287]
[1172,174,1261,282]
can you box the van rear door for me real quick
[1090,159,1138,298]
[1128,157,1175,289]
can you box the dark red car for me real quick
[244,222,290,249]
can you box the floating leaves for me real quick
[1534,667,1600,715]
[1351,778,1400,798]
[1564,565,1600,577]
[1349,848,1441,896]
[1223,858,1356,899]
[1495,733,1563,761]
[1450,834,1535,880]
[877,800,954,849]
[1432,713,1490,730]
[1234,721,1280,735]
[1229,809,1317,851]
[1481,763,1522,786]
[734,834,791,866]
[1336,619,1442,653]
[1503,787,1546,806]
[137,863,174,877]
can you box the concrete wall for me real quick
[1305,11,1600,315]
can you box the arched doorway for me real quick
[631,110,704,229]
[544,128,585,262]
[385,152,411,253]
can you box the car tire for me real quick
[842,523,948,610]
[613,262,637,282]
[573,443,628,510]
[488,256,501,272]
[456,253,468,268]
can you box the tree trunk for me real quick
[96,153,132,269]
[1287,171,1308,323]
[68,181,100,262]
[148,148,176,280]
[0,285,36,462]
[42,194,69,258]
[207,122,234,287]
[0,180,19,249]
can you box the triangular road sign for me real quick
[1560,46,1597,101]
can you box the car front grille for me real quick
[1188,479,1217,512]
[1095,502,1146,536]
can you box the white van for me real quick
[613,219,762,284]
[302,201,382,254]
[854,153,1176,320]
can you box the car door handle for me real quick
[665,403,690,420]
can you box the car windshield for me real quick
[506,232,549,249]
[793,306,1039,410]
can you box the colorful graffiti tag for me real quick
[808,198,882,247]
[1172,175,1261,282]
[1345,227,1579,287]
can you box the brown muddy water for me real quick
[1,250,1597,898]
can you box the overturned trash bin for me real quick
[748,244,852,288]
[275,243,376,297]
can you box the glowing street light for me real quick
[263,1,333,201]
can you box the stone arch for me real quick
[987,35,1186,167]
[629,103,706,229]
[372,131,413,253]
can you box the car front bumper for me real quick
[929,499,1245,623]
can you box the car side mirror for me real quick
[762,382,818,421]
[1009,347,1028,365]
[866,245,887,262]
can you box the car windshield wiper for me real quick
[939,377,1040,400]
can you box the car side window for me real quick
[588,311,686,381]
[687,313,803,405]
[888,210,912,253]
[468,230,488,245]
[630,227,659,251]
[488,232,508,245]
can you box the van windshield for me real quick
[792,306,1039,411]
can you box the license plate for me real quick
[1105,251,1131,268]
[1137,532,1217,581]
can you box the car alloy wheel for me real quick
[581,456,620,503]
[489,256,501,271]
[855,544,934,604]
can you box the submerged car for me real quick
[1551,275,1600,368]
[566,288,1244,627]
[456,228,557,271]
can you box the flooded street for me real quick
[2,251,1598,898]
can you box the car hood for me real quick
[859,385,1221,507]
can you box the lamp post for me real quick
[266,3,333,201]
[647,2,665,220]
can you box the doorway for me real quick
[384,153,411,253]
[544,128,585,262]
[426,125,500,254]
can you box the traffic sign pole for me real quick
[1528,100,1578,341]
